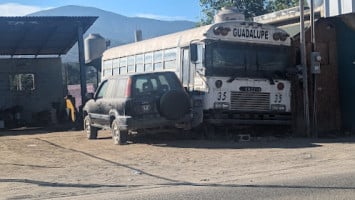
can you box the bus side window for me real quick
[119,57,127,74]
[136,54,144,72]
[113,58,119,75]
[103,60,113,78]
[154,51,163,71]
[144,53,153,72]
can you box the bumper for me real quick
[117,114,192,130]
[204,110,291,125]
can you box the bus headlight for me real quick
[214,102,229,109]
[215,80,223,88]
[271,104,286,112]
[277,82,285,90]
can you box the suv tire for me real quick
[112,119,128,145]
[84,115,98,139]
[159,90,190,120]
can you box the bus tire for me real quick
[203,123,216,139]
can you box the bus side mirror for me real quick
[190,43,198,63]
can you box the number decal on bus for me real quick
[275,94,282,103]
[217,91,227,101]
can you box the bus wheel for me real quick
[111,119,128,145]
[203,123,216,139]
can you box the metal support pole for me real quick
[337,0,342,15]
[310,0,318,138]
[310,0,316,50]
[300,0,311,137]
[77,23,87,107]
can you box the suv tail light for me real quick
[125,77,132,97]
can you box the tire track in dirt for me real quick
[36,138,193,185]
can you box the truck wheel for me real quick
[84,116,98,139]
[111,119,128,145]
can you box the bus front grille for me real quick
[230,91,270,111]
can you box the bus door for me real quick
[181,48,194,91]
[183,46,203,127]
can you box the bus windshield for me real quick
[205,41,290,78]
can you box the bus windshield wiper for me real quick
[226,64,245,83]
[258,69,284,85]
[227,56,247,83]
[227,72,239,83]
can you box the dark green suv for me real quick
[83,71,192,145]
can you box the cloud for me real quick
[0,3,51,16]
[134,13,188,21]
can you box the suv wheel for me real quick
[84,116,98,139]
[159,90,190,120]
[111,119,128,145]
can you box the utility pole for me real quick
[300,0,311,137]
[77,23,87,107]
[310,0,316,48]
[310,0,318,138]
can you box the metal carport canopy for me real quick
[0,16,97,56]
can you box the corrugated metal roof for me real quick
[0,16,97,56]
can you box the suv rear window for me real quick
[131,72,181,96]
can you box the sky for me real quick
[0,0,202,21]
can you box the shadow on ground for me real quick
[127,131,325,149]
[0,122,79,136]
[2,124,355,150]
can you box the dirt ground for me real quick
[1,128,355,199]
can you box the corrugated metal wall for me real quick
[0,58,64,124]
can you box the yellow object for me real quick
[65,97,76,122]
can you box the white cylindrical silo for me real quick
[84,33,106,64]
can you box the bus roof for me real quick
[103,21,290,60]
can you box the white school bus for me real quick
[101,20,292,129]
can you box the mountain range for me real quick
[29,5,196,62]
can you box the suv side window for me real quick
[96,80,108,99]
[133,77,156,95]
[162,73,181,90]
[158,74,170,91]
[132,73,183,96]
[134,78,149,93]
[102,78,127,98]
[104,79,117,98]
[151,79,158,90]
[114,78,127,98]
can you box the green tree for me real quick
[199,0,231,25]
[267,0,299,12]
[199,0,301,25]
[64,62,97,85]
[199,0,270,25]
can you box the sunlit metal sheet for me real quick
[0,16,97,56]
